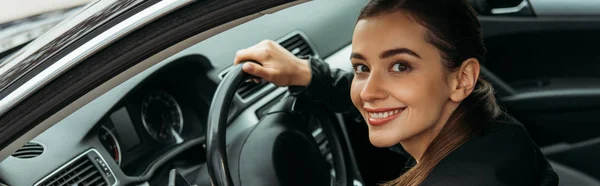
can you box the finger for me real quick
[242,63,273,80]
[234,47,268,65]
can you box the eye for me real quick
[391,62,411,72]
[353,64,370,73]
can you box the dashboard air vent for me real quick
[237,79,269,99]
[12,142,43,159]
[218,67,271,100]
[36,150,113,186]
[280,33,316,57]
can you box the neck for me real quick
[401,101,459,163]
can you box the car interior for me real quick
[1,0,600,185]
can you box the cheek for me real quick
[395,75,447,108]
[406,66,450,105]
[394,74,449,128]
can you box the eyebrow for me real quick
[350,47,421,61]
[350,53,367,60]
[380,48,421,59]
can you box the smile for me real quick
[368,109,401,119]
[364,107,406,126]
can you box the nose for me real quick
[360,73,388,103]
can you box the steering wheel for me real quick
[206,62,349,186]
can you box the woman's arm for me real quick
[289,56,354,112]
[234,40,354,112]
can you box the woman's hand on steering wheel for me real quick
[234,40,312,87]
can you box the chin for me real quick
[368,132,404,148]
[369,139,397,148]
[366,120,412,147]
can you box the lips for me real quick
[364,107,406,126]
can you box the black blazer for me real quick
[290,57,559,185]
[420,120,558,185]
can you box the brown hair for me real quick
[358,0,502,185]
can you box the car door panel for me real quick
[480,20,600,145]
[529,0,600,16]
[472,0,600,182]
[501,78,600,143]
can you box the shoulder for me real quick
[422,122,552,186]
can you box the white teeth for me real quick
[368,108,403,119]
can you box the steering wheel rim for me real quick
[206,62,355,186]
[206,62,249,186]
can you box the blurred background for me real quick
[0,0,91,63]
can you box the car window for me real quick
[0,2,90,64]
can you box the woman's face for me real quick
[350,12,454,147]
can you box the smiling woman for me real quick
[350,2,497,184]
[234,0,559,185]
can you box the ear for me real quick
[448,58,480,102]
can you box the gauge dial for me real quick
[141,90,184,143]
[98,126,121,166]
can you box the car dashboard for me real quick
[0,1,365,185]
[94,61,211,176]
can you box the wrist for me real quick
[293,58,312,86]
